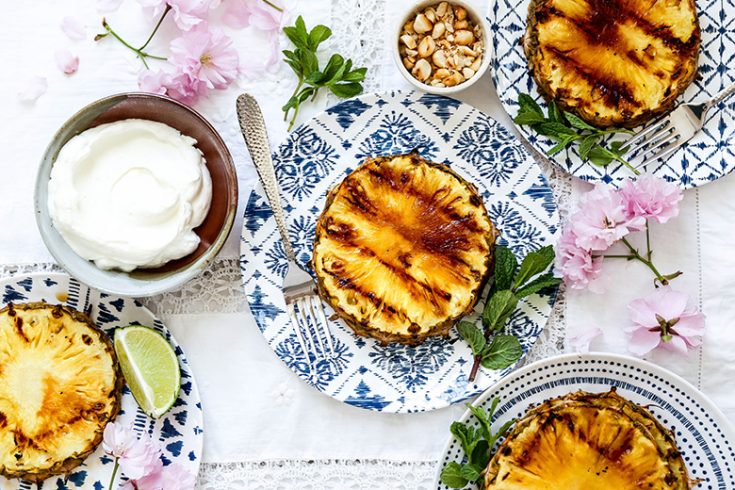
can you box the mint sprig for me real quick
[282,16,367,130]
[440,397,515,488]
[459,245,560,381]
[514,93,639,174]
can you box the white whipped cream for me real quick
[48,119,212,272]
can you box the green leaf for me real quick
[514,110,547,126]
[329,82,363,98]
[564,111,597,131]
[548,102,566,124]
[536,121,577,137]
[440,462,469,488]
[342,66,368,82]
[578,134,599,160]
[283,16,309,49]
[457,321,486,356]
[481,335,523,370]
[609,139,627,155]
[482,290,518,333]
[587,144,615,166]
[493,246,517,292]
[514,245,554,289]
[467,403,492,441]
[460,462,484,482]
[319,54,346,85]
[546,135,577,156]
[307,24,332,50]
[298,49,319,77]
[518,93,544,117]
[305,70,325,84]
[515,273,562,298]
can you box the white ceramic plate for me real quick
[489,0,735,188]
[0,273,203,490]
[240,90,560,413]
[434,352,735,489]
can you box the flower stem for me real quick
[262,0,284,11]
[100,18,168,68]
[615,154,640,175]
[469,355,481,382]
[645,223,652,261]
[621,237,668,284]
[139,5,171,51]
[108,458,119,490]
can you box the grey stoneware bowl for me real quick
[35,92,238,297]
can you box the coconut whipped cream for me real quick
[47,119,212,272]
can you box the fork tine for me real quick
[287,302,312,369]
[295,298,318,356]
[636,136,683,170]
[621,118,670,152]
[638,131,679,160]
[304,296,328,356]
[313,297,336,357]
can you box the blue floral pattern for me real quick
[0,274,203,489]
[241,91,560,412]
[490,0,735,188]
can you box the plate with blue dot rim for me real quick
[0,273,203,489]
[489,0,735,188]
[240,90,560,413]
[433,352,735,489]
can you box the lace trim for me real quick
[197,460,436,489]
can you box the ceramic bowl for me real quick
[35,92,238,297]
[393,0,492,95]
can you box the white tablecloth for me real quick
[2,0,734,488]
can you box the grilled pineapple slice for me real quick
[312,153,497,345]
[524,0,700,127]
[485,389,696,489]
[0,302,122,482]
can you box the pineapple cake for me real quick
[524,0,700,128]
[485,389,696,489]
[312,153,497,345]
[0,302,122,482]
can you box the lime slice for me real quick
[114,325,181,418]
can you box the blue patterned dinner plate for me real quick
[434,352,735,489]
[490,0,735,188]
[240,91,560,413]
[0,273,203,490]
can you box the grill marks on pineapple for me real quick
[313,155,494,339]
[529,0,699,126]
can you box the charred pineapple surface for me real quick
[524,0,700,127]
[312,154,496,344]
[0,302,121,482]
[485,389,695,490]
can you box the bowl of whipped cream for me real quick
[35,93,238,296]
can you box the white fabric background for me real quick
[1,0,734,488]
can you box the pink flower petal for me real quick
[619,174,683,224]
[627,326,661,356]
[55,49,80,75]
[17,76,47,102]
[662,334,689,354]
[61,16,86,41]
[569,327,603,353]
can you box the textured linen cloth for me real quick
[1,0,734,488]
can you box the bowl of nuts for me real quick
[395,0,490,94]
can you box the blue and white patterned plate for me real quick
[490,0,735,188]
[0,273,203,490]
[240,91,560,413]
[434,352,735,489]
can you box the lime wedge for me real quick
[114,325,181,419]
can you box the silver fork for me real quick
[621,82,735,169]
[236,93,335,367]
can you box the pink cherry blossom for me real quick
[570,184,646,251]
[554,227,605,292]
[139,68,203,104]
[169,0,220,30]
[568,326,603,353]
[102,423,163,481]
[61,16,86,41]
[121,463,195,490]
[223,0,287,31]
[619,174,683,224]
[626,287,705,356]
[55,49,80,74]
[170,24,239,90]
[18,76,47,102]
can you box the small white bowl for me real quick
[393,0,492,95]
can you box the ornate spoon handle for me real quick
[236,93,296,262]
[711,82,735,108]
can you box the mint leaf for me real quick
[342,66,368,82]
[283,16,309,49]
[518,93,544,116]
[578,134,598,160]
[457,321,486,356]
[515,273,561,298]
[493,246,517,292]
[513,245,554,289]
[482,290,518,333]
[548,102,566,124]
[546,134,578,156]
[588,145,615,166]
[481,335,522,370]
[460,462,484,482]
[467,403,492,441]
[564,111,597,131]
[329,82,363,98]
[450,421,480,457]
[440,462,469,488]
[514,110,547,126]
[307,24,332,50]
[536,121,577,137]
